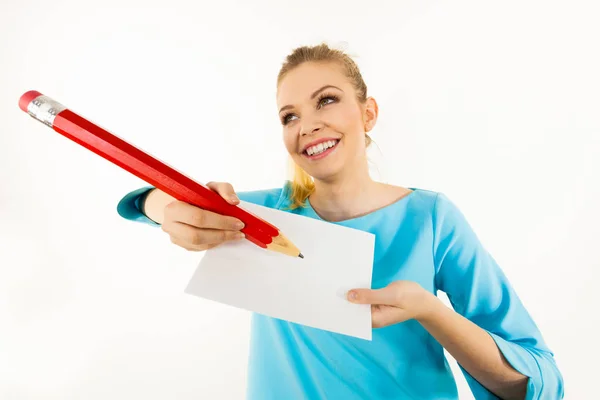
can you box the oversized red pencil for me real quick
[19,90,303,258]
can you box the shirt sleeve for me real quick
[115,185,287,226]
[116,185,161,226]
[432,192,564,399]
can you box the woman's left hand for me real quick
[347,281,439,328]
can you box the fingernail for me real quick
[235,221,245,229]
[348,291,357,301]
[230,195,239,203]
[236,232,245,239]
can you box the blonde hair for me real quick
[277,43,372,209]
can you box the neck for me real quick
[309,164,382,222]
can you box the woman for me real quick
[117,44,563,399]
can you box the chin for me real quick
[303,164,345,182]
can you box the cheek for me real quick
[335,107,364,143]
[330,102,361,127]
[282,130,297,154]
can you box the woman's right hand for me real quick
[145,181,246,252]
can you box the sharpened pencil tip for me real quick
[298,253,304,259]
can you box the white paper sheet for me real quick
[184,200,375,340]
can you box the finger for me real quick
[170,235,205,252]
[166,221,245,246]
[347,287,398,306]
[166,201,245,230]
[206,181,239,204]
[371,305,389,328]
[170,236,220,252]
[371,305,409,328]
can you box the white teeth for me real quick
[306,140,338,156]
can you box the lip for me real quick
[300,137,340,154]
[303,141,338,161]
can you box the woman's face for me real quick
[276,62,377,182]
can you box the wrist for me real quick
[414,290,443,323]
[143,188,174,224]
[138,188,155,216]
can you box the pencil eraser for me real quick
[19,90,43,112]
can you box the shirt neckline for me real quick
[303,187,418,225]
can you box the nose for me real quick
[300,119,324,137]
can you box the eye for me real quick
[317,94,339,108]
[280,94,339,126]
[281,113,297,125]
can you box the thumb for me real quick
[207,181,239,204]
[347,286,397,306]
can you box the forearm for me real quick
[142,188,176,224]
[418,297,528,399]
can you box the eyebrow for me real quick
[278,85,343,114]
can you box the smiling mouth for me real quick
[302,139,340,158]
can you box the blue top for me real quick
[116,183,564,399]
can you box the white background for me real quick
[1,0,598,398]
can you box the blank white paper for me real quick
[184,200,376,341]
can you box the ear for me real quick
[363,97,379,133]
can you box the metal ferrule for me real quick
[26,95,67,127]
